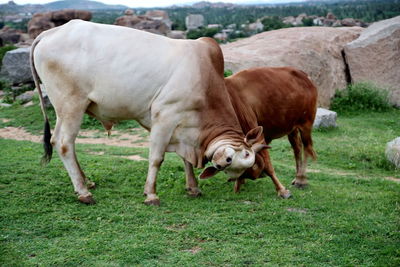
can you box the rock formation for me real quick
[28,9,92,39]
[221,27,363,107]
[344,16,400,107]
[0,47,32,84]
[114,9,170,36]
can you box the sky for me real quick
[1,0,306,8]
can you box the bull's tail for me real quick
[30,36,53,165]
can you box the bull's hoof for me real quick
[278,189,292,199]
[291,179,308,189]
[144,196,160,206]
[87,181,96,189]
[78,194,96,205]
[186,187,202,198]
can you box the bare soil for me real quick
[0,126,149,161]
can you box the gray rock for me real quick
[1,47,32,84]
[221,27,363,107]
[23,101,34,107]
[313,108,337,128]
[344,16,400,107]
[16,90,35,104]
[0,102,12,107]
[386,138,400,168]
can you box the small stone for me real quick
[0,103,12,107]
[16,90,34,104]
[386,137,400,168]
[313,108,337,128]
[23,101,34,107]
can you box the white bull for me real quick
[30,20,267,205]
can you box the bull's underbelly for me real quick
[86,98,152,130]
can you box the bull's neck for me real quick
[225,77,259,134]
[199,89,245,164]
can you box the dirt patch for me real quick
[385,176,400,183]
[182,246,202,254]
[307,169,321,173]
[120,155,147,161]
[287,207,308,214]
[0,127,149,148]
[1,118,11,123]
[86,151,105,156]
[0,127,41,142]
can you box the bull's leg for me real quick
[51,103,94,204]
[143,122,174,206]
[292,125,317,188]
[183,159,202,197]
[288,129,308,188]
[234,178,246,193]
[262,150,291,199]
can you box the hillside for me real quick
[44,0,127,10]
[0,0,127,13]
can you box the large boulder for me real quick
[386,137,400,169]
[28,9,92,39]
[0,26,28,45]
[0,47,32,84]
[221,27,363,107]
[344,16,400,107]
[115,9,170,36]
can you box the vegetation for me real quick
[262,16,292,31]
[163,0,400,28]
[331,82,393,113]
[224,69,233,77]
[186,27,220,40]
[0,93,399,265]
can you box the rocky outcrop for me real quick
[313,108,337,128]
[28,9,92,39]
[145,10,172,29]
[115,9,170,36]
[344,16,400,107]
[221,27,363,107]
[386,137,400,169]
[0,26,29,45]
[0,47,32,84]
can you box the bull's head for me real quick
[200,126,269,180]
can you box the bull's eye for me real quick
[226,157,232,163]
[245,151,250,157]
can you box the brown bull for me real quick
[201,67,317,198]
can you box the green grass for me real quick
[1,103,399,266]
[0,100,141,134]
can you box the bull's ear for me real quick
[199,167,219,179]
[245,126,264,146]
[252,143,271,153]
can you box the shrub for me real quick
[330,82,392,113]
[224,69,233,77]
[262,16,291,31]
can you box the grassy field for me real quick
[0,102,399,266]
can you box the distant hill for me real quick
[44,0,127,11]
[0,0,127,14]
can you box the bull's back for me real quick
[227,67,317,140]
[33,20,204,126]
